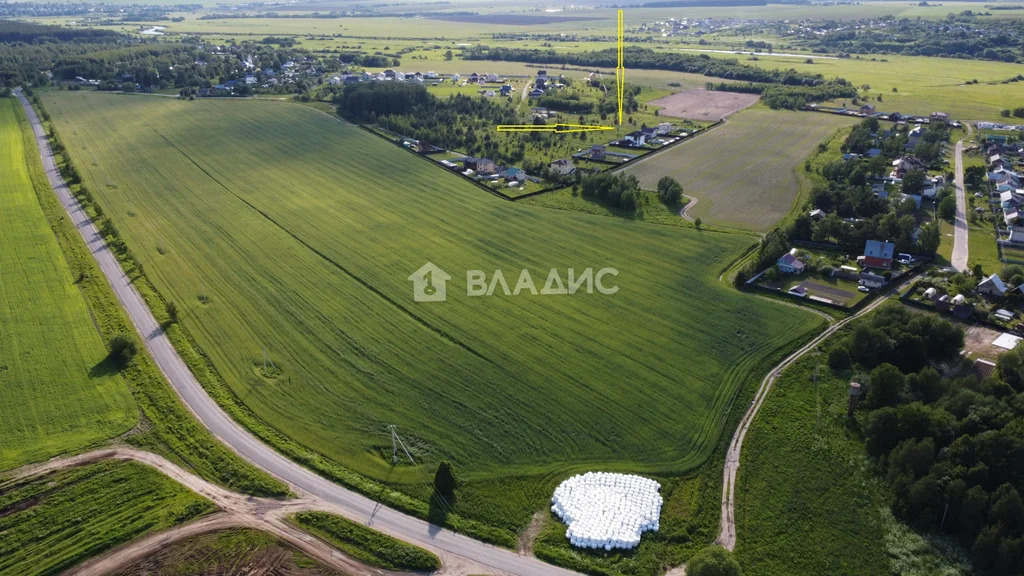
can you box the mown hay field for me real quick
[624,108,856,231]
[41,91,819,490]
[0,97,136,471]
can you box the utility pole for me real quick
[388,425,415,467]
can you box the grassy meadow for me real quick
[0,460,215,576]
[0,97,136,471]
[734,340,969,576]
[623,107,856,231]
[40,91,821,528]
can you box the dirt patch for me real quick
[648,89,760,122]
[801,280,856,304]
[518,511,547,556]
[964,324,1010,361]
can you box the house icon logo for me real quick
[408,262,451,302]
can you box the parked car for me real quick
[897,253,914,265]
[858,285,871,293]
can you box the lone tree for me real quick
[694,217,703,230]
[687,546,742,576]
[433,460,458,500]
[656,176,684,205]
[108,333,137,366]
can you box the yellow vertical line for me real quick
[617,9,624,125]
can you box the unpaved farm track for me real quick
[14,87,577,576]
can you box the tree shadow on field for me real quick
[89,355,121,378]
[427,490,455,538]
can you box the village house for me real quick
[487,73,500,83]
[809,208,826,221]
[623,132,647,147]
[777,249,806,274]
[467,72,479,83]
[859,103,876,115]
[930,111,949,125]
[529,88,545,98]
[549,159,576,177]
[502,166,527,181]
[863,240,895,269]
[860,270,888,289]
[328,76,342,85]
[977,273,1008,297]
[891,156,927,179]
[500,85,512,96]
[465,157,496,174]
[590,145,606,160]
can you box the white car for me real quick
[857,285,871,293]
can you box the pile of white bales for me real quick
[551,472,663,550]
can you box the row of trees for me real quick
[463,46,836,87]
[333,82,521,163]
[828,304,1024,573]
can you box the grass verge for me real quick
[290,511,441,572]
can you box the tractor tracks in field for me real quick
[147,127,496,368]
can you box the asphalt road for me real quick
[952,137,969,272]
[15,88,579,576]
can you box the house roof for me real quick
[778,253,805,269]
[625,131,645,139]
[979,273,1007,293]
[864,240,895,260]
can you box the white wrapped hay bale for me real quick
[551,472,663,550]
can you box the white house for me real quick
[328,76,342,85]
[623,131,647,147]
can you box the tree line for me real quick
[827,303,1024,574]
[462,46,838,87]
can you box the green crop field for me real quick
[0,459,214,576]
[0,97,136,471]
[622,108,856,231]
[40,91,820,521]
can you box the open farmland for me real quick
[0,97,136,471]
[41,91,820,527]
[624,108,856,231]
[0,460,214,576]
